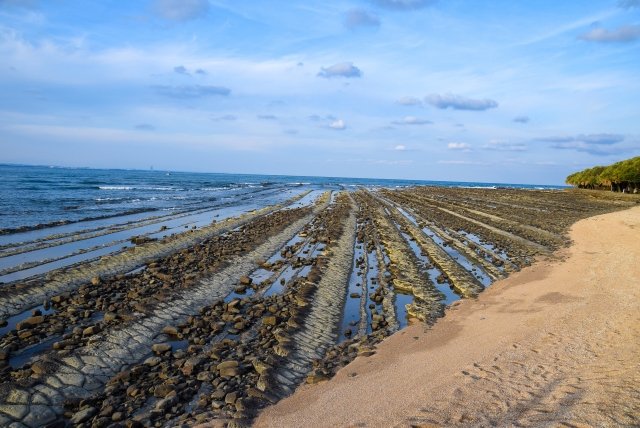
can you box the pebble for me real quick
[144,356,162,367]
[152,343,172,354]
[162,325,179,336]
[70,407,97,424]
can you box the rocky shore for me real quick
[0,187,635,427]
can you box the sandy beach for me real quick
[256,205,640,427]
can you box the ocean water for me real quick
[0,164,562,233]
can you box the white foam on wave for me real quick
[99,185,184,191]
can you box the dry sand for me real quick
[255,206,640,427]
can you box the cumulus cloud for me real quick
[134,124,156,131]
[153,85,230,98]
[371,0,436,10]
[482,141,527,152]
[211,114,237,121]
[345,8,380,29]
[447,142,471,151]
[394,144,407,151]
[257,114,277,120]
[154,0,209,21]
[513,115,530,123]
[618,0,640,8]
[328,119,347,130]
[396,96,422,106]
[425,93,498,111]
[544,134,630,155]
[579,25,640,42]
[537,134,624,145]
[391,116,432,125]
[318,62,362,78]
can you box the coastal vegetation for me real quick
[566,156,640,192]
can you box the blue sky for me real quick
[0,0,639,184]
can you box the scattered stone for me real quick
[153,384,175,398]
[144,356,162,367]
[70,407,97,424]
[152,343,172,354]
[16,316,45,330]
[225,392,238,405]
[162,325,179,336]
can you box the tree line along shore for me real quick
[566,156,640,193]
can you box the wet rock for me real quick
[162,325,179,336]
[239,276,252,286]
[91,276,101,286]
[31,360,55,375]
[104,312,118,322]
[83,325,100,336]
[144,356,162,367]
[252,359,271,375]
[217,360,239,371]
[211,389,226,400]
[112,412,124,422]
[16,316,45,330]
[263,316,277,326]
[70,406,97,424]
[153,384,175,398]
[152,343,172,354]
[181,357,202,376]
[155,391,178,411]
[225,392,238,405]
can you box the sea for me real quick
[0,164,562,233]
[0,164,563,284]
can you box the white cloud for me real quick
[394,144,407,151]
[579,25,640,42]
[152,85,231,98]
[425,93,498,111]
[328,119,346,130]
[537,134,624,145]
[447,142,471,151]
[318,62,362,78]
[482,140,527,152]
[391,116,431,125]
[396,96,422,106]
[153,0,209,21]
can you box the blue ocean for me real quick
[0,164,562,233]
